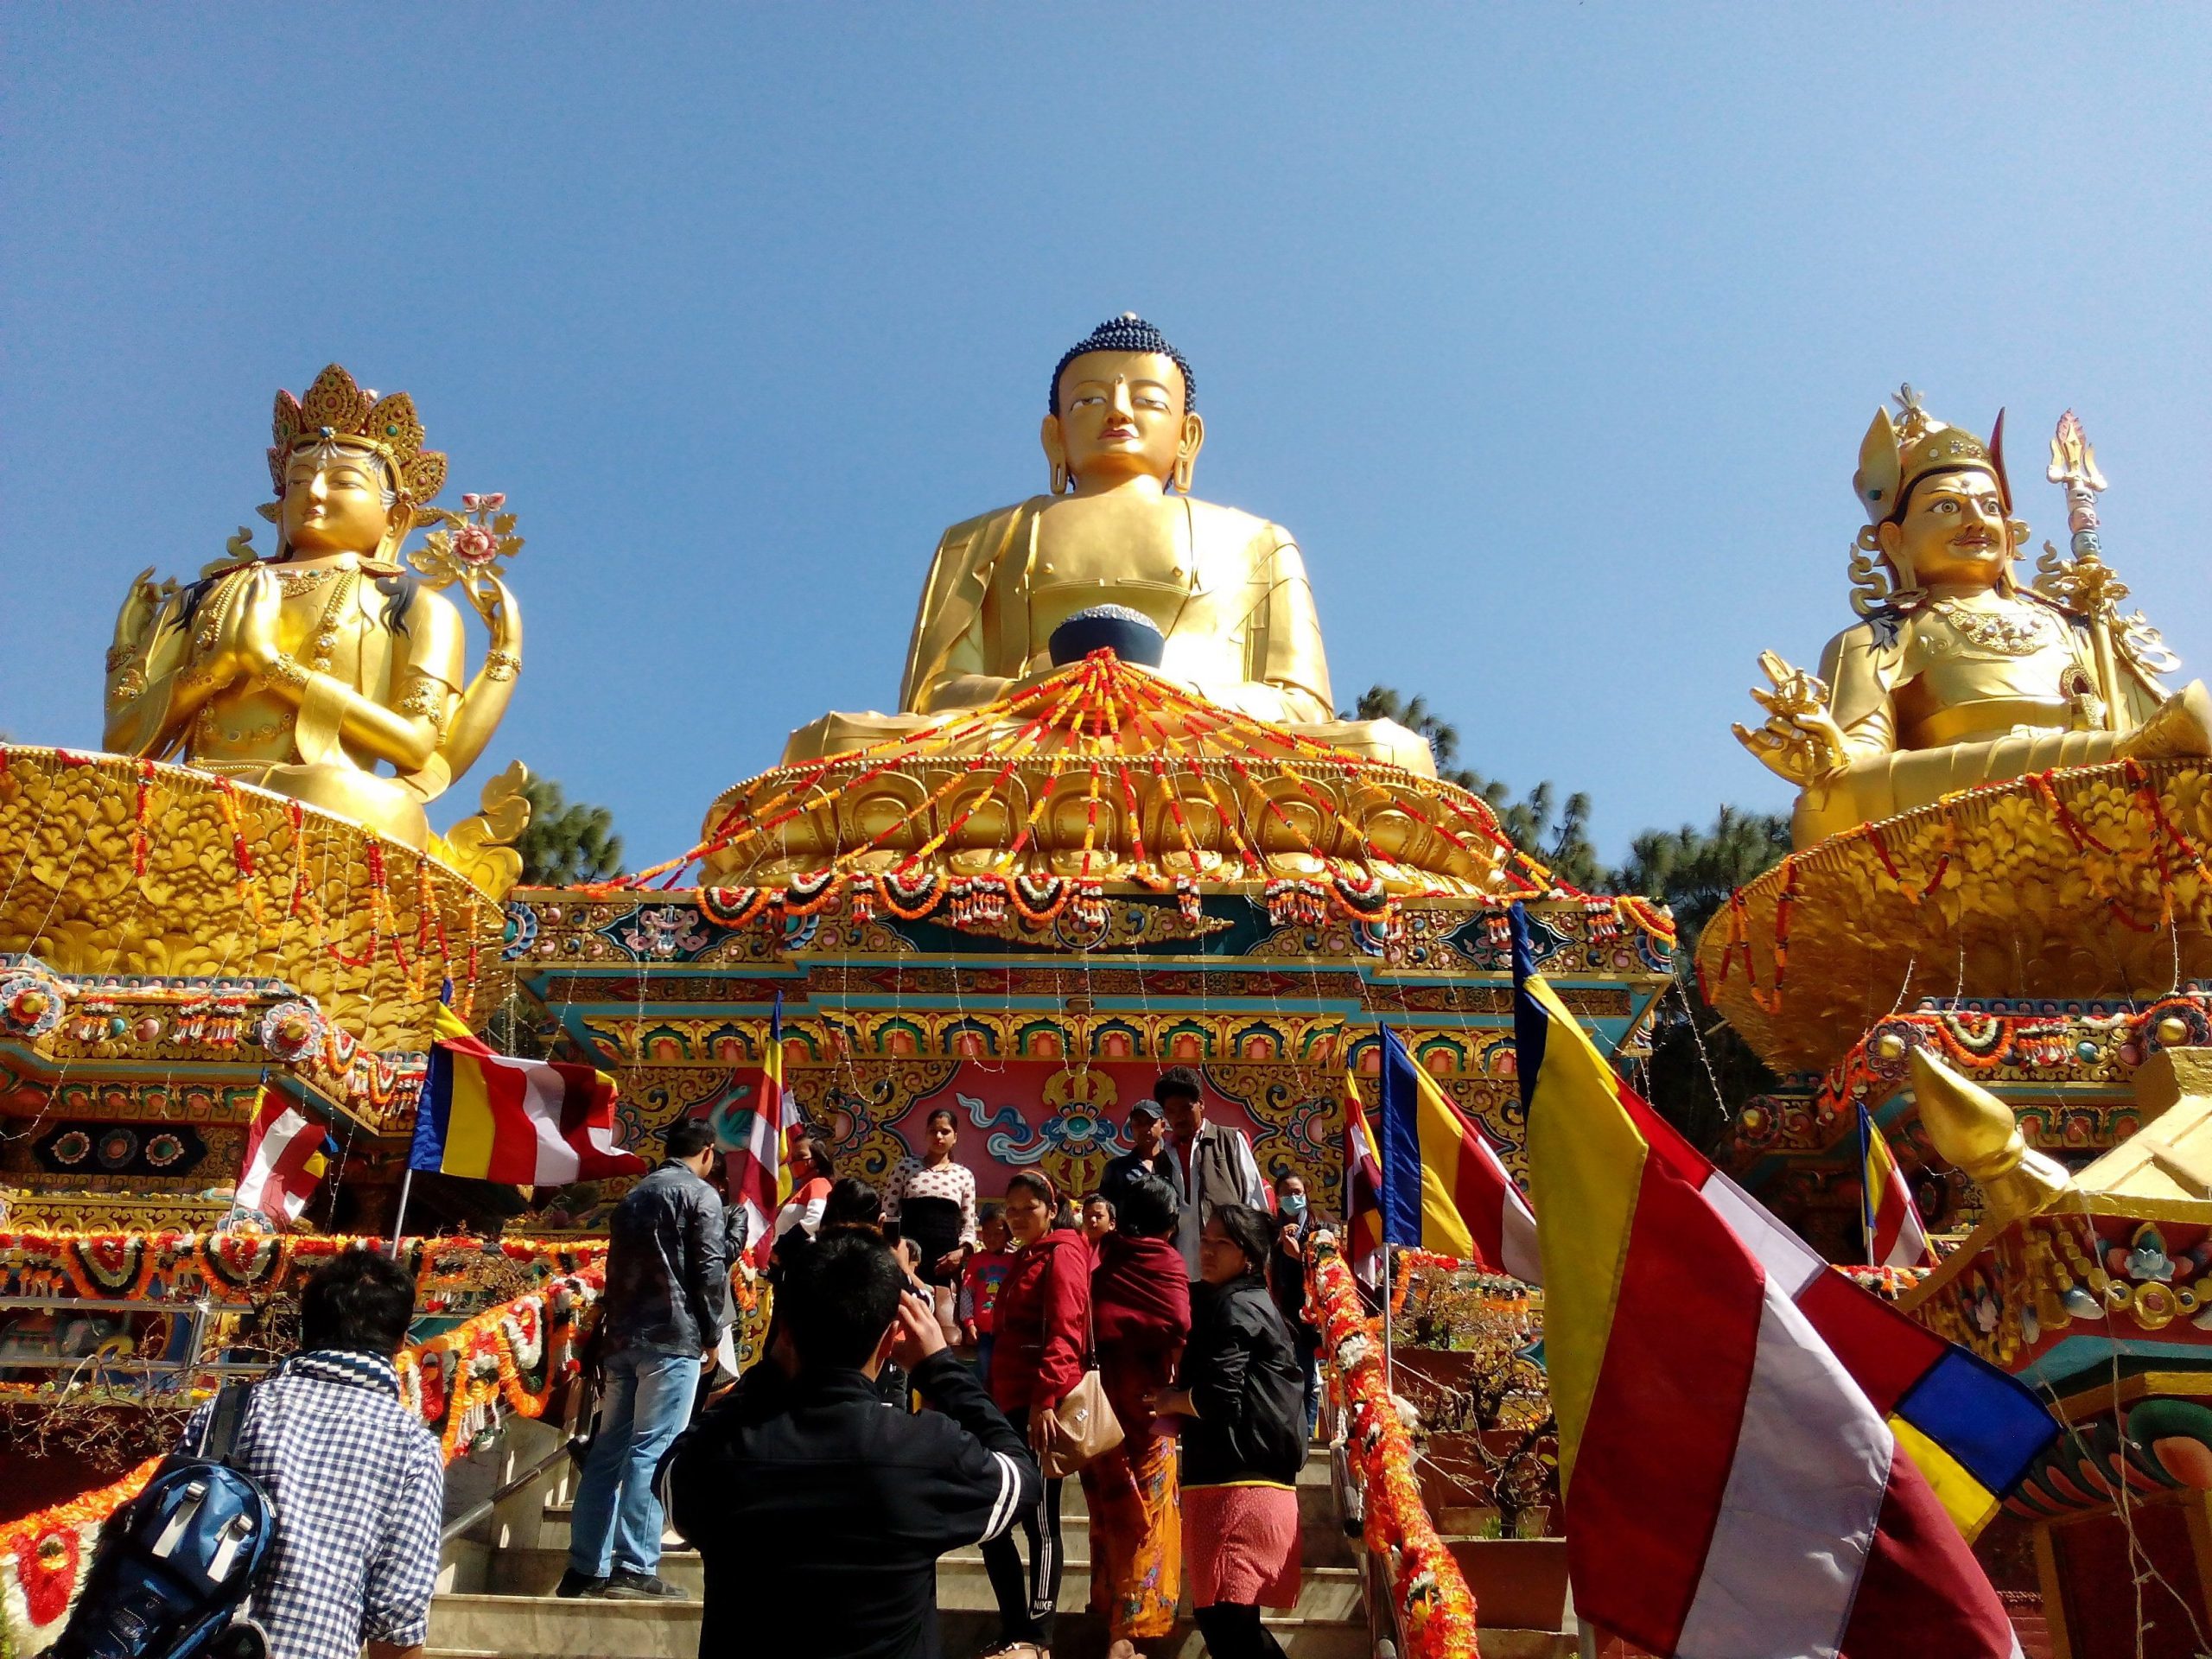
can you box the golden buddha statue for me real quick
[102,364,523,851]
[781,315,1433,775]
[1736,388,2211,849]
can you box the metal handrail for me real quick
[0,1294,261,1313]
[441,1433,575,1545]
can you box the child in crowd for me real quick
[1081,1193,1116,1260]
[957,1203,1015,1388]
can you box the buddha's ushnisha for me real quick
[782,315,1433,773]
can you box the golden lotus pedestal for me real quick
[504,658,1678,1224]
[0,746,512,1232]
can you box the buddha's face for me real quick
[281,441,399,556]
[1879,466,2017,589]
[1042,350,1203,491]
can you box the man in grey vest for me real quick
[1155,1065,1268,1277]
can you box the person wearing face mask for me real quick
[1266,1173,1321,1439]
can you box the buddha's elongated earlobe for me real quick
[1039,413,1071,495]
[1173,411,1206,494]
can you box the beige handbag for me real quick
[1039,1279,1123,1479]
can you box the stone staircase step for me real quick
[481,1542,1360,1620]
[541,1465,1352,1567]
[429,1595,1368,1659]
[430,1594,696,1659]
[456,1444,1365,1656]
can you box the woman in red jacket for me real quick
[980,1169,1090,1658]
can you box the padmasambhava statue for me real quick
[782,315,1433,774]
[103,365,522,851]
[1737,387,2210,849]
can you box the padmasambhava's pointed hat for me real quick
[1853,384,2010,524]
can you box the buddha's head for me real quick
[265,364,448,561]
[1853,388,2029,597]
[1040,314,1205,495]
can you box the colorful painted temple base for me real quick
[0,747,523,1236]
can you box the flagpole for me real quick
[387,1166,415,1258]
[392,976,455,1258]
[1383,1243,1395,1393]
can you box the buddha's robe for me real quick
[782,493,1434,774]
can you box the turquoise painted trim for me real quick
[2017,1335,2212,1392]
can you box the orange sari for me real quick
[1082,1425,1181,1638]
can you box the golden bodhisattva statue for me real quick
[1737,388,2211,849]
[103,365,523,851]
[783,315,1433,774]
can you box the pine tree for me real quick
[1351,685,1605,888]
[514,776,624,887]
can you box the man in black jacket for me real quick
[560,1121,727,1601]
[666,1229,1041,1659]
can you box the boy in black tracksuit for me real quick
[665,1228,1041,1659]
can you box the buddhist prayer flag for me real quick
[1512,906,2034,1658]
[1859,1103,1935,1269]
[1375,1025,1540,1281]
[235,1089,338,1227]
[728,992,802,1267]
[410,1003,645,1185]
[1343,1069,1387,1293]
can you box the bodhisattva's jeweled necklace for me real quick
[1930,596,2058,656]
[302,569,360,674]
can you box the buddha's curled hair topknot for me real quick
[1049,313,1195,415]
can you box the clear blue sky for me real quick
[6,8,2208,871]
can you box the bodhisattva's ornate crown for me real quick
[267,363,448,517]
[1852,383,2009,525]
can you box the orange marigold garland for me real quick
[0,1272,602,1656]
[1307,1233,1478,1658]
[0,1458,159,1643]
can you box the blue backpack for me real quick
[54,1382,276,1659]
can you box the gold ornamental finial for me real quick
[1892,383,1933,441]
[266,363,448,514]
[1909,1048,2072,1225]
[2046,409,2107,495]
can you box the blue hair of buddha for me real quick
[1049,313,1196,416]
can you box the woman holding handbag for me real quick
[979,1169,1091,1659]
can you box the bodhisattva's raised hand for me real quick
[1733,649,1849,785]
[111,567,165,659]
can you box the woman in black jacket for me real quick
[1149,1203,1304,1659]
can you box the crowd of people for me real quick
[671,1064,1319,1659]
[137,1071,1320,1659]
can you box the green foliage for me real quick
[1351,684,1796,1153]
[1617,805,1792,1154]
[514,776,625,887]
[1614,805,1793,963]
[1351,685,1605,890]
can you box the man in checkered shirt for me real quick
[184,1248,443,1659]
